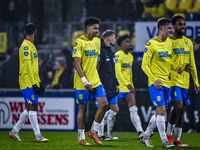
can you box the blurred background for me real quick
[0,0,200,133]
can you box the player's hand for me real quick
[127,84,135,94]
[85,84,92,91]
[154,80,163,89]
[32,82,45,95]
[116,86,120,95]
[177,66,183,74]
[194,83,200,94]
[185,63,193,73]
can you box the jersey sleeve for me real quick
[22,46,31,60]
[190,42,200,87]
[72,39,82,58]
[141,42,157,83]
[115,52,129,86]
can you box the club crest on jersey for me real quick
[114,58,118,63]
[24,46,29,50]
[185,41,189,47]
[168,44,171,50]
[24,51,29,56]
[144,47,148,53]
[115,54,119,58]
[73,49,77,54]
[95,43,99,49]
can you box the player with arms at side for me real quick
[141,18,183,148]
[72,17,108,146]
[115,35,144,138]
[166,15,200,147]
[9,23,48,142]
[97,30,120,140]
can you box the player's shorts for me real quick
[170,86,190,105]
[21,87,39,104]
[149,84,171,109]
[76,84,107,104]
[95,96,118,107]
[117,92,131,99]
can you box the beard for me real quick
[177,30,185,36]
[110,43,115,46]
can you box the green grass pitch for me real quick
[0,131,200,150]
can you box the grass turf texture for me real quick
[0,131,200,150]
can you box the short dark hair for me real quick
[84,16,99,28]
[157,18,172,29]
[102,30,115,40]
[192,37,200,44]
[24,23,36,35]
[117,35,130,46]
[171,15,185,25]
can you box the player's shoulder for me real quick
[20,40,32,51]
[183,36,192,43]
[145,37,158,47]
[93,37,100,42]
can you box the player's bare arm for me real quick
[74,57,92,90]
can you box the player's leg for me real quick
[166,86,183,142]
[76,90,90,145]
[124,92,144,135]
[88,85,108,145]
[107,100,119,139]
[173,88,189,147]
[98,109,110,139]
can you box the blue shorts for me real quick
[21,87,39,104]
[170,86,190,105]
[95,96,118,107]
[117,92,131,99]
[149,84,171,109]
[76,84,107,104]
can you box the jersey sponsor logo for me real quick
[145,42,151,46]
[173,48,189,55]
[115,58,118,63]
[158,51,171,57]
[33,52,38,58]
[74,42,78,47]
[73,49,77,54]
[85,50,98,57]
[24,51,29,56]
[24,46,29,50]
[123,63,131,69]
[144,47,148,53]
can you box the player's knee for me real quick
[99,100,108,109]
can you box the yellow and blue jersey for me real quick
[72,35,102,90]
[168,35,199,89]
[141,36,174,88]
[19,39,40,90]
[115,50,134,92]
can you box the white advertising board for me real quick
[0,97,75,130]
[135,21,200,52]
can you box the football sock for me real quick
[78,129,85,141]
[143,114,157,139]
[174,127,182,141]
[107,109,117,136]
[129,105,143,132]
[12,109,29,133]
[157,115,168,143]
[91,120,100,133]
[98,120,104,137]
[166,122,175,135]
[29,111,41,138]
